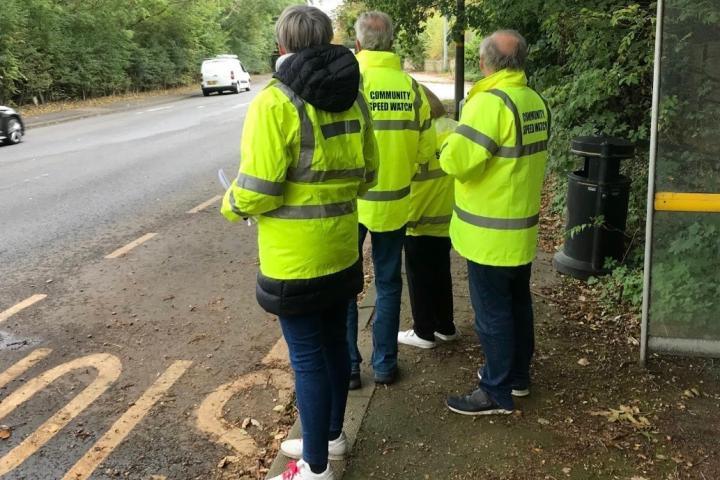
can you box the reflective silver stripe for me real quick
[413,168,447,181]
[455,124,499,155]
[365,169,377,183]
[373,119,419,131]
[536,91,552,138]
[420,118,433,131]
[228,191,249,217]
[275,82,367,183]
[264,200,357,219]
[273,82,314,173]
[488,89,523,147]
[406,215,452,229]
[356,93,371,125]
[321,120,361,139]
[286,167,366,182]
[411,79,423,128]
[236,173,284,196]
[454,205,539,230]
[361,186,411,201]
[497,140,548,158]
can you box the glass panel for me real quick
[654,1,720,193]
[649,212,720,339]
[649,1,720,344]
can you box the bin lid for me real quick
[571,136,635,159]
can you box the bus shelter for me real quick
[641,0,720,360]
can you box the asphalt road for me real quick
[0,80,297,479]
[1,86,262,293]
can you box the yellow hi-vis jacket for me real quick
[407,117,457,237]
[221,79,379,280]
[356,50,436,232]
[439,69,550,266]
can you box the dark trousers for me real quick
[404,235,455,341]
[346,223,405,375]
[278,302,351,468]
[467,261,534,410]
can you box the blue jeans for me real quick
[279,302,350,468]
[346,223,405,376]
[467,261,534,410]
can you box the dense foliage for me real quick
[0,0,297,105]
[350,0,657,311]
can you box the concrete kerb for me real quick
[265,286,377,479]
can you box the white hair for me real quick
[355,11,394,51]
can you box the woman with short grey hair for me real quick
[221,5,378,480]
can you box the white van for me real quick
[201,55,251,96]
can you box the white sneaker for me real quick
[434,328,460,341]
[280,432,347,461]
[397,329,436,349]
[267,460,335,480]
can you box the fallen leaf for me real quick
[272,404,286,413]
[537,418,551,425]
[577,358,590,366]
[0,425,11,440]
[217,455,240,469]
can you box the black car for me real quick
[0,106,25,145]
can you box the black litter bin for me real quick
[553,136,634,280]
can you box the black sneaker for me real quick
[373,367,398,385]
[446,387,513,416]
[349,371,362,390]
[477,368,530,397]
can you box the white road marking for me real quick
[146,106,173,113]
[0,294,47,324]
[231,102,250,109]
[187,195,222,214]
[197,105,206,109]
[105,233,157,259]
[62,360,192,480]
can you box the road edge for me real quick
[23,93,197,129]
[265,285,377,479]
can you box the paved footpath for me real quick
[272,251,720,480]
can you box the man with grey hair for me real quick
[222,5,378,479]
[346,11,435,388]
[440,30,550,415]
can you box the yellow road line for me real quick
[261,337,288,366]
[105,233,157,259]
[187,195,222,214]
[0,353,122,476]
[63,360,192,480]
[655,192,720,213]
[196,337,291,457]
[0,348,52,389]
[0,294,47,324]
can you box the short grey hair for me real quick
[275,5,333,53]
[355,11,394,51]
[479,30,528,71]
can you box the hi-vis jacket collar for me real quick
[467,69,528,101]
[356,50,402,70]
